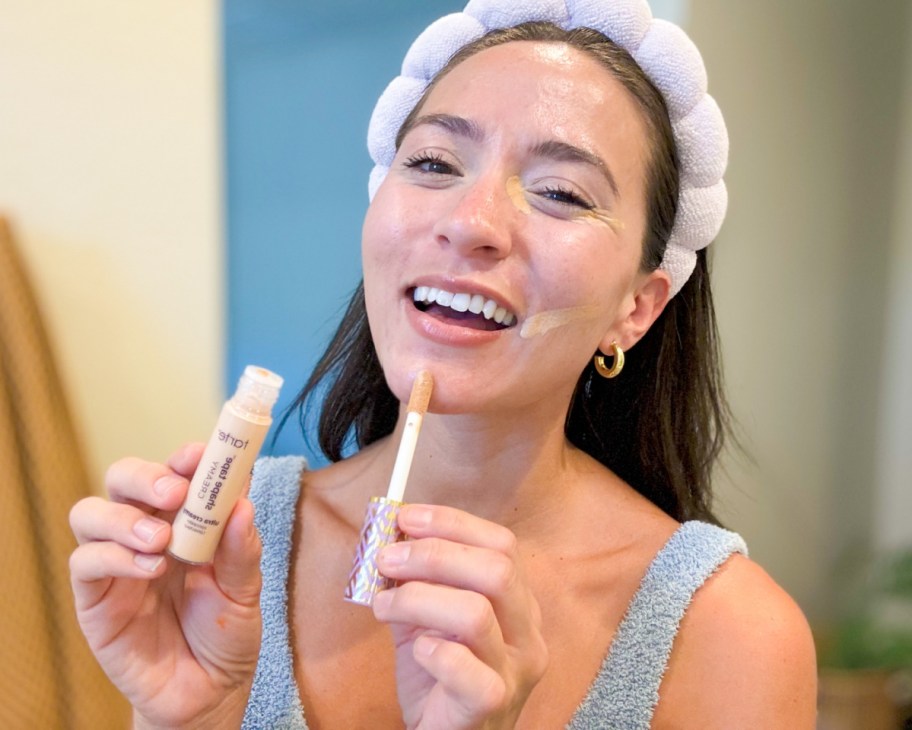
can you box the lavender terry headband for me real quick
[366,0,729,297]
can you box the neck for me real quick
[375,396,584,534]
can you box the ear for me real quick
[599,268,671,354]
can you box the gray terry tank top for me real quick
[242,456,747,730]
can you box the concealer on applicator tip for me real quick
[344,370,434,606]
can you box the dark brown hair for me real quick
[281,22,731,523]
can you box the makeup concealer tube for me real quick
[167,366,283,564]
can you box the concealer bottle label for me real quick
[167,366,282,564]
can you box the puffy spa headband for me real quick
[366,0,728,297]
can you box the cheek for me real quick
[362,183,426,266]
[537,244,615,306]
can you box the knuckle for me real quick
[418,537,445,571]
[69,496,107,538]
[104,456,138,487]
[169,441,205,471]
[462,595,497,639]
[68,497,91,530]
[104,457,153,499]
[498,529,519,559]
[436,505,461,533]
[475,672,508,715]
[102,459,124,486]
[67,547,82,576]
[486,553,518,596]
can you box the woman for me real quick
[69,2,818,727]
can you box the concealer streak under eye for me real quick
[519,304,602,339]
[506,175,531,214]
[574,207,625,233]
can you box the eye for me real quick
[403,152,461,177]
[537,185,594,210]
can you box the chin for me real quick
[379,360,491,417]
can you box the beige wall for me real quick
[690,0,911,620]
[0,1,223,485]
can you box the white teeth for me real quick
[413,286,516,326]
[450,292,470,312]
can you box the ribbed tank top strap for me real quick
[567,521,747,730]
[242,456,310,730]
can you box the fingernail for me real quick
[401,506,431,529]
[153,475,182,497]
[133,517,167,544]
[380,541,410,567]
[134,553,164,572]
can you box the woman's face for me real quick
[362,40,670,415]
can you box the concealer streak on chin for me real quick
[576,208,625,233]
[519,305,602,339]
[506,175,531,214]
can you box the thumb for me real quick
[212,497,262,606]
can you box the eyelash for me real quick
[403,154,595,211]
[539,185,594,210]
[403,152,458,176]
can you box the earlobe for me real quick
[599,269,671,353]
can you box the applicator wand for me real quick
[344,370,434,606]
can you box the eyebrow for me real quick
[530,139,620,200]
[403,113,620,199]
[404,113,485,143]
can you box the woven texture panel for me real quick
[0,217,129,729]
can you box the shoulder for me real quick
[653,553,818,729]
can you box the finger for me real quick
[398,504,517,555]
[412,635,508,726]
[70,540,167,608]
[378,534,539,646]
[104,457,190,512]
[378,537,520,598]
[373,582,506,671]
[211,497,262,608]
[165,442,207,478]
[70,496,172,552]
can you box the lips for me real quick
[411,286,516,331]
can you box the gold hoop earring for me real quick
[594,342,625,379]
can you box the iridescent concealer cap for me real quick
[344,371,433,606]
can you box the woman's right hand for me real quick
[69,443,263,729]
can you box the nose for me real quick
[431,173,517,259]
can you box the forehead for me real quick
[419,40,651,166]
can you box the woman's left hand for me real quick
[373,504,549,730]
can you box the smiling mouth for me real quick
[411,286,516,332]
